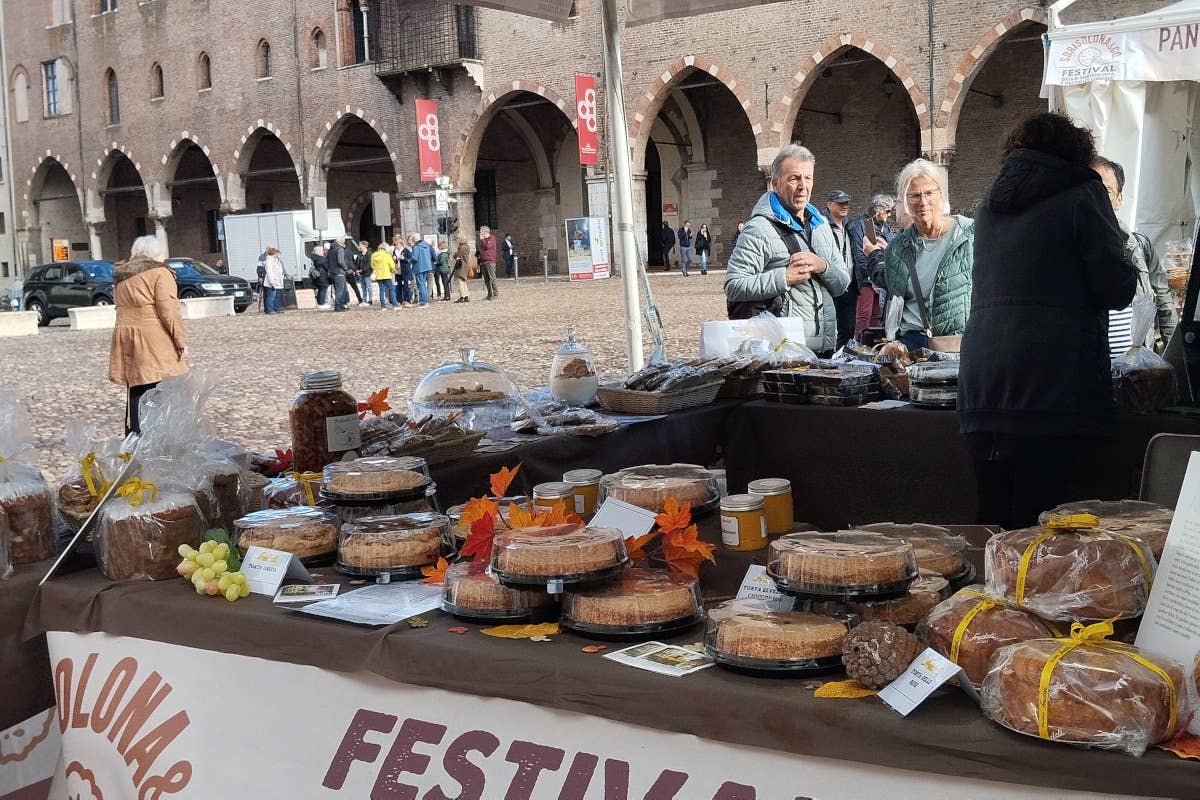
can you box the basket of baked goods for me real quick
[360,413,486,466]
[597,361,725,415]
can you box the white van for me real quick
[222,209,349,285]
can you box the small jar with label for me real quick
[289,370,361,473]
[532,481,575,511]
[563,469,602,518]
[747,478,794,536]
[720,494,768,552]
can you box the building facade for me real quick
[2,0,1146,276]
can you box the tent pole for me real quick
[600,0,645,371]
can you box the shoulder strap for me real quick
[1132,230,1154,269]
[905,247,934,335]
[767,218,809,255]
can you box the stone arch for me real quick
[769,33,930,153]
[450,80,574,191]
[310,106,401,199]
[234,120,301,180]
[936,8,1048,137]
[163,132,221,181]
[92,143,152,214]
[25,154,82,225]
[629,55,767,172]
[500,109,554,188]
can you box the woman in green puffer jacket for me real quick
[876,158,975,351]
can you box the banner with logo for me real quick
[40,631,1086,800]
[564,217,610,281]
[575,74,599,166]
[1046,23,1200,85]
[415,99,442,182]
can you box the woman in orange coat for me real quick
[108,235,189,434]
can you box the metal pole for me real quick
[600,0,644,371]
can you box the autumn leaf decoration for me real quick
[357,387,392,420]
[1157,713,1200,760]
[624,496,716,579]
[420,557,450,585]
[265,448,293,477]
[458,464,586,564]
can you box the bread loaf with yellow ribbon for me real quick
[917,587,1056,687]
[980,622,1185,756]
[1039,500,1173,559]
[984,517,1155,621]
[96,479,205,581]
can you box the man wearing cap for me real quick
[825,190,855,349]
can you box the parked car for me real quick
[23,260,116,326]
[165,258,252,312]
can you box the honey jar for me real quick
[720,494,768,551]
[562,469,602,518]
[747,478,794,535]
[533,481,575,511]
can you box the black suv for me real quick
[23,260,116,326]
[165,258,252,313]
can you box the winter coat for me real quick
[502,239,516,267]
[370,251,396,281]
[436,249,452,274]
[695,232,712,255]
[846,215,892,288]
[1126,229,1177,346]
[262,255,285,289]
[677,227,693,248]
[660,225,676,251]
[878,216,975,336]
[310,253,330,287]
[478,235,498,264]
[108,258,188,388]
[959,148,1136,439]
[327,243,349,277]
[724,191,851,354]
[452,245,472,279]
[412,241,435,274]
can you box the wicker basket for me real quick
[391,430,487,466]
[243,471,271,513]
[596,380,724,415]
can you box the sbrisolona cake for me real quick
[856,523,969,579]
[491,524,627,580]
[322,457,430,498]
[706,600,849,663]
[563,568,701,629]
[234,507,338,560]
[337,513,446,573]
[599,464,717,513]
[768,531,917,594]
[842,574,949,627]
[442,560,552,618]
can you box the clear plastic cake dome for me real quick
[410,347,523,432]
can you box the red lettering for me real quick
[504,740,565,800]
[711,782,756,800]
[71,653,99,729]
[603,760,688,800]
[123,710,190,788]
[556,752,599,800]
[54,658,73,732]
[137,760,192,800]
[91,657,137,734]
[424,729,500,800]
[109,672,172,754]
[371,718,447,800]
[323,709,398,790]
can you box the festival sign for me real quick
[415,99,442,182]
[575,74,599,166]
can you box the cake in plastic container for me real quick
[598,463,719,514]
[767,531,918,600]
[234,506,339,563]
[334,487,439,529]
[320,456,432,502]
[263,472,329,509]
[818,574,949,628]
[562,568,703,637]
[1039,500,1173,558]
[908,362,959,409]
[855,522,973,585]
[441,560,554,621]
[704,598,851,675]
[490,524,627,587]
[337,512,448,579]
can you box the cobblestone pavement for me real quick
[1,273,727,482]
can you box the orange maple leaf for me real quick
[625,531,659,563]
[661,523,715,578]
[532,500,583,527]
[490,464,520,499]
[420,556,450,584]
[655,496,693,534]
[506,502,536,530]
[459,496,499,530]
[461,514,497,562]
[357,387,392,420]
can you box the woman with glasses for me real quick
[877,159,975,351]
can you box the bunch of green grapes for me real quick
[177,541,251,601]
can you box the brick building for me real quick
[3,0,1160,278]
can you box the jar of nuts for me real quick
[289,371,361,473]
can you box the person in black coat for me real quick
[958,112,1136,530]
[659,221,675,271]
[310,246,330,307]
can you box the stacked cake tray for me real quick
[761,365,880,407]
[909,362,959,409]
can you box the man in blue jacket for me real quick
[677,220,693,277]
[409,233,436,307]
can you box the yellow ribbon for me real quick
[287,471,323,506]
[949,590,1002,666]
[116,477,158,507]
[1046,513,1100,529]
[1036,620,1177,740]
[1015,520,1152,611]
[118,452,132,463]
[79,452,108,498]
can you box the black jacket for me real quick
[310,253,330,287]
[846,215,891,288]
[327,243,349,277]
[958,148,1136,439]
[660,225,676,250]
[694,232,711,254]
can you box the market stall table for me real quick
[1,560,56,730]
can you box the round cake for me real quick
[768,531,917,596]
[491,524,627,581]
[707,601,849,664]
[855,523,968,579]
[57,477,98,532]
[917,587,1056,687]
[981,639,1185,755]
[563,569,701,631]
[322,457,431,499]
[442,560,552,619]
[599,464,716,513]
[234,507,339,560]
[335,492,436,529]
[1,477,56,565]
[841,574,950,627]
[338,513,446,574]
[264,473,328,509]
[984,525,1153,621]
[97,492,206,581]
[1040,500,1173,558]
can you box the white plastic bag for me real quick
[1113,296,1176,414]
[884,295,904,342]
[740,311,818,367]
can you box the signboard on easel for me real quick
[564,217,610,281]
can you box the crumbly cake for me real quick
[442,560,551,615]
[325,468,428,496]
[57,477,98,531]
[600,464,716,513]
[770,532,916,589]
[713,609,848,661]
[491,524,626,578]
[337,514,447,570]
[564,569,699,627]
[234,508,338,559]
[856,523,967,578]
[845,574,949,626]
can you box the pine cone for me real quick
[842,620,924,689]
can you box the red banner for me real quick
[415,99,442,182]
[575,75,599,166]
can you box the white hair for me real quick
[770,144,816,181]
[479,226,491,236]
[130,235,167,261]
[896,158,951,216]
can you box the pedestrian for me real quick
[730,222,745,254]
[959,111,1135,529]
[478,225,500,300]
[694,224,712,276]
[261,246,285,315]
[108,235,188,435]
[824,190,856,350]
[310,245,330,308]
[451,237,472,303]
[213,257,228,275]
[846,194,895,340]
[677,220,693,276]
[502,233,517,278]
[723,144,850,358]
[371,242,398,310]
[660,221,676,271]
[334,235,364,306]
[327,236,351,311]
[354,240,373,305]
[435,239,452,301]
[392,234,415,306]
[410,233,435,307]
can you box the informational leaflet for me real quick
[296,583,442,626]
[603,642,714,677]
[273,584,340,604]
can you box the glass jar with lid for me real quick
[410,347,522,432]
[532,481,575,511]
[747,478,793,535]
[563,468,602,518]
[549,327,598,407]
[720,494,768,552]
[289,370,361,473]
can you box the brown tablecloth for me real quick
[724,401,1200,530]
[1,560,55,729]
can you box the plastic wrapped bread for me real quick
[95,478,205,581]
[1039,500,1173,558]
[0,391,56,564]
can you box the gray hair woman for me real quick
[108,235,188,434]
[876,159,975,351]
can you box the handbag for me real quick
[906,249,961,352]
[467,257,480,279]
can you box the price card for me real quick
[241,546,313,597]
[877,648,978,716]
[735,565,795,611]
[589,497,658,539]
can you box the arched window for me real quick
[150,62,163,98]
[10,69,29,123]
[105,68,119,123]
[256,40,272,79]
[197,51,211,90]
[351,0,370,63]
[310,28,327,70]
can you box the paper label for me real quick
[720,514,739,547]
[242,546,313,597]
[877,648,977,716]
[273,584,340,604]
[574,494,585,514]
[326,413,362,452]
[735,565,795,611]
[590,497,657,539]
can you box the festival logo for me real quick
[415,98,443,181]
[575,74,599,166]
[64,761,104,800]
[1057,34,1124,85]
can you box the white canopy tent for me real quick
[1045,0,1200,259]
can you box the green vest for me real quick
[883,216,975,336]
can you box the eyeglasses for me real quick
[906,188,941,204]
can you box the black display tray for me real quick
[768,571,917,602]
[492,560,628,592]
[705,647,844,678]
[562,611,705,641]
